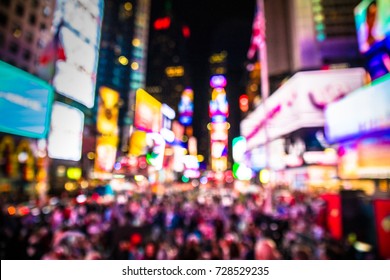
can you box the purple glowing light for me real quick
[210,75,227,88]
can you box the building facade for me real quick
[0,0,55,74]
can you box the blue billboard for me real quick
[0,61,54,138]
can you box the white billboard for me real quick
[241,68,366,150]
[48,102,84,161]
[325,75,390,143]
[52,0,103,108]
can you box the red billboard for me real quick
[373,199,390,259]
[321,193,343,240]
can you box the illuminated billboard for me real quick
[325,74,390,144]
[51,0,104,108]
[95,86,119,173]
[48,102,84,161]
[161,103,175,143]
[355,0,390,80]
[338,135,390,179]
[0,61,53,138]
[209,88,229,122]
[95,136,118,173]
[178,88,194,126]
[134,88,162,132]
[355,0,390,53]
[129,130,147,156]
[241,68,365,150]
[96,87,119,136]
[209,122,229,142]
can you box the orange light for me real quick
[7,206,16,216]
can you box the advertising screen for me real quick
[134,89,162,133]
[178,88,194,126]
[338,135,390,179]
[48,102,84,161]
[241,68,366,150]
[51,0,103,108]
[129,130,147,156]
[355,0,390,53]
[373,199,390,259]
[0,61,53,138]
[209,88,229,122]
[325,74,390,144]
[95,136,118,173]
[96,87,119,136]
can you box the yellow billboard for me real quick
[94,135,118,173]
[134,89,162,133]
[97,86,119,136]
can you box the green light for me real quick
[315,23,325,31]
[232,162,240,178]
[181,175,189,183]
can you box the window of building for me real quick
[39,23,46,31]
[0,11,7,27]
[31,0,39,8]
[9,41,19,54]
[23,49,31,61]
[25,31,33,43]
[12,23,22,39]
[0,0,11,8]
[29,14,36,25]
[15,4,25,17]
[0,32,4,48]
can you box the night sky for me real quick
[149,0,256,159]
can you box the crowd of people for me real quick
[0,185,375,260]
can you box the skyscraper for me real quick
[145,0,192,114]
[94,0,151,158]
[245,0,364,111]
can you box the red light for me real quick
[182,26,190,38]
[154,17,171,30]
[239,94,249,112]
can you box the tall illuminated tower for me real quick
[209,75,229,174]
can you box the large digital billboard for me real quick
[241,68,366,150]
[0,61,53,138]
[96,87,119,136]
[355,0,390,53]
[95,87,119,173]
[325,74,390,144]
[134,89,162,133]
[95,136,118,173]
[48,102,84,161]
[178,88,194,126]
[338,135,390,179]
[51,0,104,108]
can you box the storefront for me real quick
[325,73,390,259]
[325,73,390,195]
